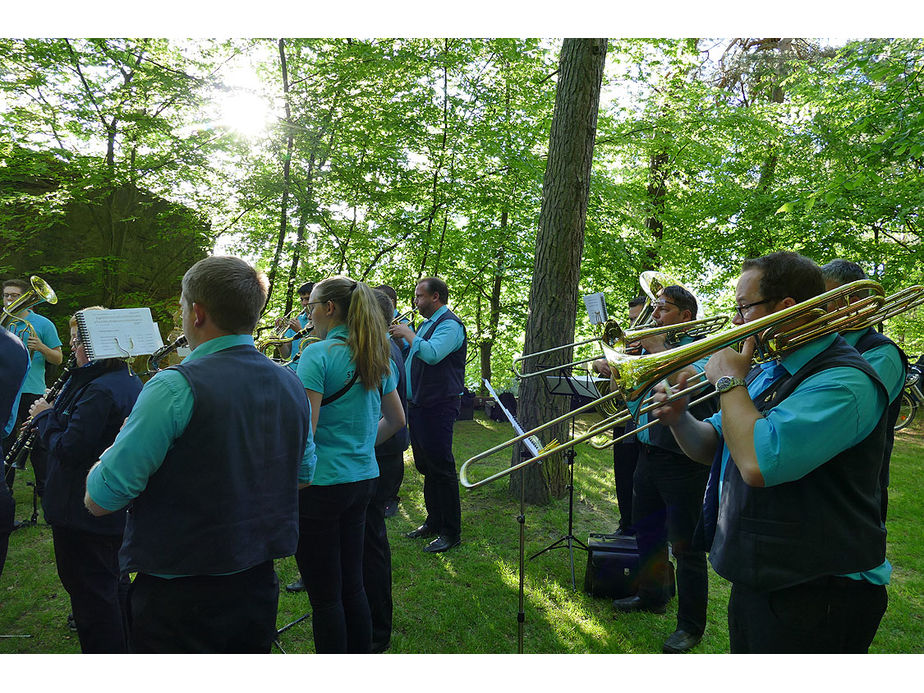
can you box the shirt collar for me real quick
[186,334,254,362]
[840,327,872,348]
[421,305,449,324]
[325,323,349,340]
[778,332,838,375]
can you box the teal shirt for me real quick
[9,310,62,395]
[297,324,397,486]
[87,335,317,512]
[404,305,466,400]
[706,333,890,584]
[842,328,906,403]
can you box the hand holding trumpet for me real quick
[388,323,415,343]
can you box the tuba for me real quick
[2,276,58,351]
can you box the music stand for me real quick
[528,371,606,589]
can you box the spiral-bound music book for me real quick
[74,308,164,360]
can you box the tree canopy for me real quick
[3,37,922,392]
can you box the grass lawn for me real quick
[1,410,922,654]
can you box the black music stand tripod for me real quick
[528,372,593,590]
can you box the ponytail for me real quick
[313,276,391,390]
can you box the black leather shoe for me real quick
[285,578,305,592]
[405,524,437,539]
[662,629,702,653]
[371,639,391,653]
[423,535,461,553]
[611,595,667,614]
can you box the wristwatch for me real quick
[715,375,747,394]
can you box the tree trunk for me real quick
[510,38,607,504]
[643,151,669,270]
[479,211,507,394]
[265,38,294,313]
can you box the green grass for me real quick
[2,411,922,653]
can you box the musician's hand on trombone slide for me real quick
[704,336,757,385]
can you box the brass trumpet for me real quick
[391,307,417,325]
[460,280,903,490]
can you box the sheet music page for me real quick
[78,308,164,359]
[583,292,608,325]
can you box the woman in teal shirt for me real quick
[295,276,404,654]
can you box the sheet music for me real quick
[77,308,164,360]
[583,292,608,325]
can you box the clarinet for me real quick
[143,334,188,376]
[4,353,78,472]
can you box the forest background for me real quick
[3,36,922,393]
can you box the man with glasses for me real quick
[611,284,716,655]
[2,279,63,497]
[654,251,890,653]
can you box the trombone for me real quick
[461,279,906,490]
[512,314,729,381]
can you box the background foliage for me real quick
[2,37,922,386]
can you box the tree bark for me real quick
[265,38,295,313]
[510,38,607,504]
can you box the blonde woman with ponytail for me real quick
[295,276,405,654]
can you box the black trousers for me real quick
[632,444,710,635]
[0,476,13,580]
[3,393,48,495]
[728,577,888,653]
[128,561,279,653]
[363,460,399,649]
[51,525,127,653]
[295,479,374,654]
[376,445,405,503]
[612,432,638,532]
[409,400,461,539]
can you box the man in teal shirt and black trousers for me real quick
[389,277,467,554]
[85,256,314,653]
[653,251,890,653]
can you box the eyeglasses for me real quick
[652,301,679,311]
[734,298,775,319]
[306,301,325,310]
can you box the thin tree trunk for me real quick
[265,38,295,313]
[511,38,607,504]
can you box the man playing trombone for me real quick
[653,251,890,653]
[611,284,715,655]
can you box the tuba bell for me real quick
[2,276,58,350]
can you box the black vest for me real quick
[41,362,141,536]
[120,345,311,575]
[375,340,409,455]
[855,328,908,523]
[409,309,467,407]
[708,336,888,592]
